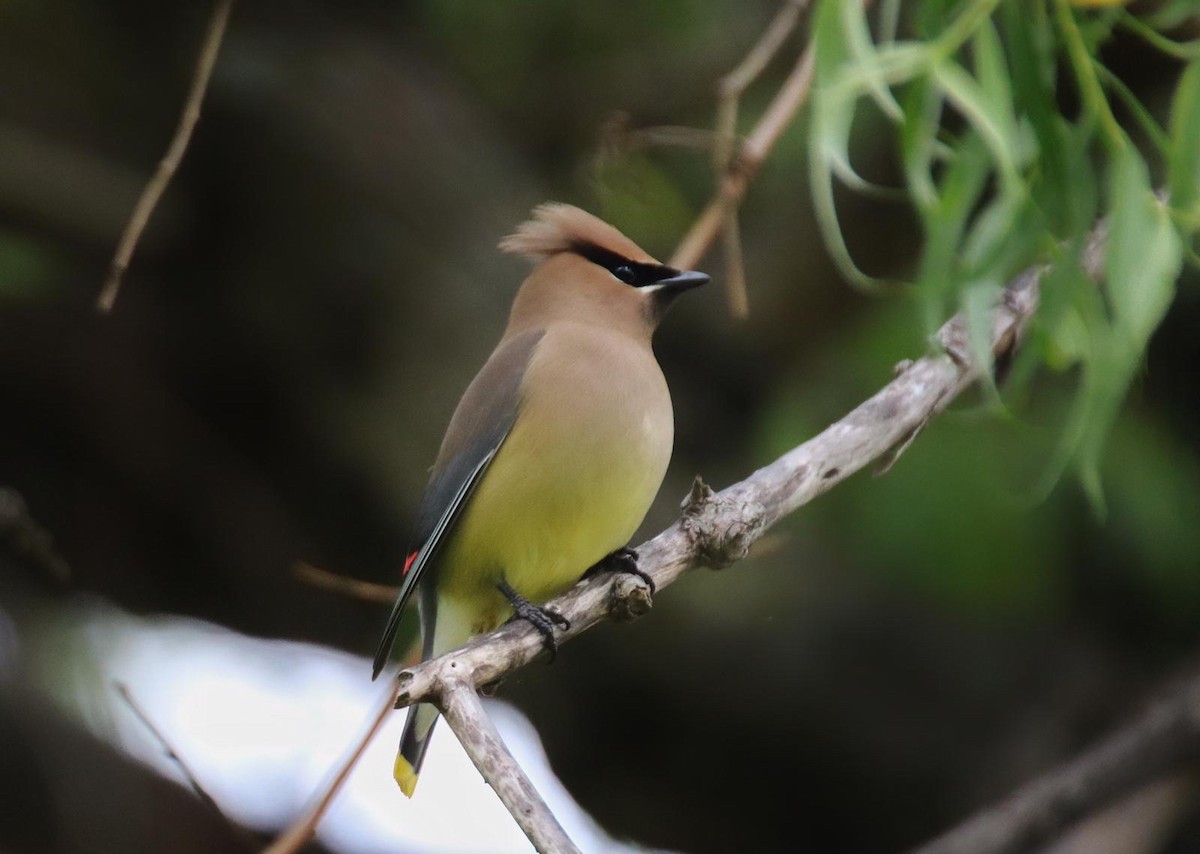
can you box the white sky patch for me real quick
[21,599,676,854]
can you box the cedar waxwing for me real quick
[372,203,708,797]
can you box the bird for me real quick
[372,203,708,797]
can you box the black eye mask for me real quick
[570,242,683,287]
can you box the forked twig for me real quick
[712,0,808,317]
[97,0,234,313]
[671,45,815,271]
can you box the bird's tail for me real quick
[393,594,475,797]
[394,701,439,797]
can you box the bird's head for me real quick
[500,203,709,336]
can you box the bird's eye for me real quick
[613,265,636,284]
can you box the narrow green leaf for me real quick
[1067,147,1184,514]
[972,19,1012,122]
[932,61,1023,195]
[842,0,902,121]
[1168,60,1200,215]
[961,276,1004,404]
[1147,0,1200,31]
[899,79,943,213]
[809,0,884,290]
[1107,146,1183,347]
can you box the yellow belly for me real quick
[437,323,673,637]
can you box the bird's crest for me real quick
[499,203,657,265]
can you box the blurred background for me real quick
[2,1,1200,852]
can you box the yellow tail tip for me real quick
[394,754,419,798]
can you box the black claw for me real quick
[497,581,569,662]
[589,546,656,594]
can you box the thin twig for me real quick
[114,682,231,826]
[671,45,815,271]
[711,0,808,317]
[721,210,750,318]
[96,0,234,313]
[293,560,398,604]
[441,681,582,854]
[718,0,808,102]
[262,679,402,854]
[624,125,723,153]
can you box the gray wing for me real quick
[371,328,544,679]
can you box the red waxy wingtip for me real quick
[402,551,417,575]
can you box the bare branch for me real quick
[97,0,234,313]
[441,680,582,854]
[911,673,1200,854]
[293,560,398,604]
[717,0,808,103]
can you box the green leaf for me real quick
[842,0,902,121]
[1107,146,1183,348]
[1064,147,1184,513]
[932,60,1023,195]
[972,19,1012,125]
[1168,60,1200,216]
[961,275,1004,403]
[1147,0,1200,30]
[899,78,943,213]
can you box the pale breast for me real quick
[441,323,674,606]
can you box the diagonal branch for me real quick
[441,680,582,854]
[97,0,234,313]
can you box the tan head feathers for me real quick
[499,203,657,264]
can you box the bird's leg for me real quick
[497,580,570,662]
[586,546,656,594]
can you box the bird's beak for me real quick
[654,269,710,292]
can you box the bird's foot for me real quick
[497,581,570,662]
[587,546,656,594]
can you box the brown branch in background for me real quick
[710,0,808,317]
[670,45,815,272]
[293,560,398,604]
[616,121,723,154]
[261,681,402,854]
[911,672,1200,854]
[96,0,234,313]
